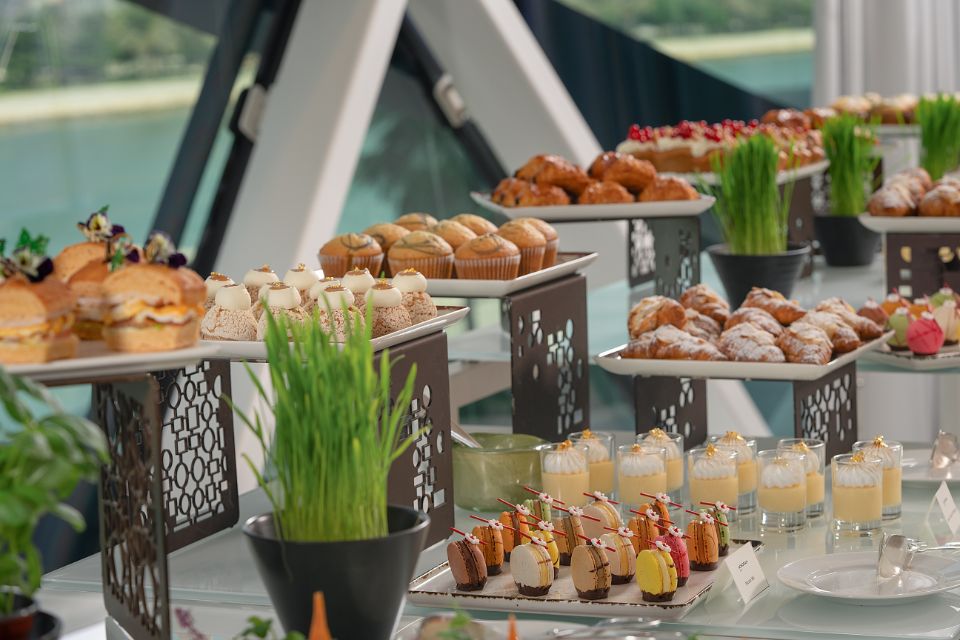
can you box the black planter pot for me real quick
[0,595,60,640]
[813,215,880,267]
[708,242,811,306]
[243,506,430,640]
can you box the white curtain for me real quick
[814,0,960,106]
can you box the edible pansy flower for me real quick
[77,206,123,242]
[143,231,187,268]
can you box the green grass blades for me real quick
[917,94,960,180]
[229,306,418,543]
[822,114,879,216]
[710,134,791,255]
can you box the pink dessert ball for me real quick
[907,312,945,355]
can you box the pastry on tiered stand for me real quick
[636,541,678,602]
[203,272,234,311]
[342,267,376,309]
[201,284,257,341]
[392,269,437,324]
[571,538,613,600]
[242,265,279,303]
[256,283,307,340]
[600,527,637,584]
[315,285,363,342]
[368,280,412,338]
[283,263,320,301]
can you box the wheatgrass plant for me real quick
[710,134,793,255]
[822,114,879,216]
[917,94,960,180]
[229,307,418,543]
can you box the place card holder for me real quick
[628,216,701,294]
[885,233,960,298]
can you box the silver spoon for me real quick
[450,421,483,448]
[878,531,960,579]
[548,618,661,638]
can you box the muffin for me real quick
[363,223,410,275]
[368,280,412,337]
[203,272,234,311]
[497,220,547,275]
[283,263,320,300]
[387,231,454,279]
[317,233,383,278]
[429,220,477,251]
[454,234,520,280]
[201,284,257,341]
[342,267,376,309]
[256,283,308,340]
[450,213,498,236]
[242,265,279,302]
[394,212,438,232]
[392,268,437,324]
[514,217,559,268]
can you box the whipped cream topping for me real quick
[215,284,252,310]
[834,456,880,487]
[620,450,665,477]
[642,429,681,459]
[654,540,672,553]
[858,438,900,469]
[343,268,375,294]
[692,455,735,480]
[283,264,319,291]
[863,299,880,309]
[790,445,821,474]
[317,286,355,310]
[760,459,804,488]
[244,266,278,288]
[543,444,588,475]
[715,431,755,462]
[369,283,402,307]
[308,278,341,300]
[391,269,428,293]
[886,293,901,303]
[205,272,234,299]
[616,526,634,539]
[580,436,611,463]
[263,284,301,309]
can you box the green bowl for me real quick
[453,432,548,512]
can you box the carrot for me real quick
[308,592,332,640]
[507,613,519,640]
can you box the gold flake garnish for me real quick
[705,444,717,457]
[792,441,811,453]
[258,264,271,272]
[581,428,595,439]
[648,427,666,438]
[269,282,289,290]
[851,451,867,463]
[630,443,642,453]
[722,431,745,442]
[558,440,572,451]
[872,435,888,448]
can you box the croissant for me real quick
[717,324,786,363]
[579,181,633,204]
[776,323,833,365]
[724,307,784,337]
[588,151,656,194]
[627,295,686,339]
[815,298,884,340]
[680,284,730,325]
[683,308,721,341]
[741,287,806,325]
[798,311,861,353]
[622,325,726,361]
[533,158,593,196]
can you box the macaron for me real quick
[636,542,678,602]
[601,528,637,585]
[528,522,560,578]
[471,523,505,576]
[627,508,661,555]
[510,541,554,596]
[709,502,732,556]
[656,526,690,586]
[553,511,585,566]
[446,535,487,591]
[581,494,621,539]
[686,514,720,571]
[571,540,612,600]
[498,510,531,561]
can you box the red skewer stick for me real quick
[450,527,486,544]
[522,486,566,505]
[583,492,620,505]
[684,509,729,526]
[640,492,684,508]
[629,508,664,519]
[699,501,737,511]
[575,533,617,552]
[469,514,499,527]
[552,503,601,522]
[652,522,691,538]
[519,518,568,537]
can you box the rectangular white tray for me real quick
[427,252,597,298]
[407,540,760,620]
[3,342,218,384]
[877,124,920,137]
[903,447,960,485]
[201,306,469,361]
[858,213,960,234]
[470,192,715,222]
[663,159,830,187]
[861,343,960,371]
[595,332,891,382]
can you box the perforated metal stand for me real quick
[633,376,707,449]
[885,233,960,298]
[505,274,591,441]
[628,217,701,293]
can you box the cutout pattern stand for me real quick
[506,275,590,440]
[885,233,960,298]
[632,376,707,449]
[786,173,823,278]
[628,217,702,293]
[377,332,454,547]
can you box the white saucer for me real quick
[778,551,960,605]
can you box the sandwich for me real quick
[53,206,121,281]
[68,260,109,341]
[101,231,204,352]
[0,231,78,363]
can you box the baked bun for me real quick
[803,107,837,128]
[67,259,109,340]
[867,184,915,217]
[387,230,454,279]
[53,241,106,282]
[579,181,633,204]
[623,325,725,361]
[497,220,547,275]
[517,183,570,207]
[0,276,78,363]
[918,185,960,217]
[628,295,686,338]
[638,176,699,202]
[394,212,438,232]
[902,167,933,192]
[717,323,785,363]
[527,156,592,195]
[588,151,657,193]
[885,175,926,203]
[513,217,559,267]
[450,213,498,236]
[454,234,520,280]
[491,178,531,207]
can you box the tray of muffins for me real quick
[859,290,960,371]
[408,490,761,620]
[1,216,219,382]
[594,285,891,381]
[470,153,715,222]
[317,212,597,297]
[859,168,960,233]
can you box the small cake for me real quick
[392,268,437,324]
[394,212,438,232]
[368,280,412,338]
[497,220,547,275]
[880,292,907,316]
[429,220,477,253]
[471,522,505,576]
[446,533,487,591]
[688,444,739,513]
[317,233,384,278]
[685,513,720,571]
[541,441,591,506]
[553,507,586,566]
[758,454,807,517]
[907,311,945,355]
[832,451,883,525]
[571,539,612,600]
[571,428,615,495]
[256,283,307,340]
[315,286,363,342]
[708,502,732,556]
[857,298,888,328]
[887,307,911,350]
[931,297,960,345]
[454,234,521,280]
[636,542,678,602]
[656,526,690,586]
[243,265,279,302]
[510,540,554,596]
[201,284,257,341]
[203,272,234,311]
[642,428,684,493]
[387,231,454,279]
[931,286,958,307]
[855,435,902,515]
[715,431,758,499]
[498,510,531,561]
[618,445,667,508]
[450,213,498,236]
[363,223,410,275]
[522,495,553,523]
[648,494,673,525]
[627,507,662,555]
[305,277,342,313]
[342,268,376,309]
[581,492,621,539]
[283,263,320,300]
[601,527,637,584]
[528,520,561,578]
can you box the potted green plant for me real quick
[232,310,429,640]
[0,369,107,640]
[917,94,960,180]
[707,134,810,305]
[815,114,881,266]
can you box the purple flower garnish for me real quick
[144,230,186,268]
[167,253,187,268]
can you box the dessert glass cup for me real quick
[852,438,903,521]
[832,453,883,533]
[687,446,739,515]
[569,429,615,496]
[708,434,758,515]
[636,429,685,499]
[617,444,667,510]
[757,450,807,533]
[777,437,826,518]
[452,432,548,511]
[539,442,591,507]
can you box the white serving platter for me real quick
[393,617,587,640]
[861,343,960,371]
[777,551,960,605]
[426,252,597,298]
[858,213,960,234]
[595,332,891,382]
[877,124,920,137]
[3,342,218,384]
[902,447,960,485]
[407,540,760,620]
[470,191,715,223]
[663,159,830,187]
[201,306,469,362]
